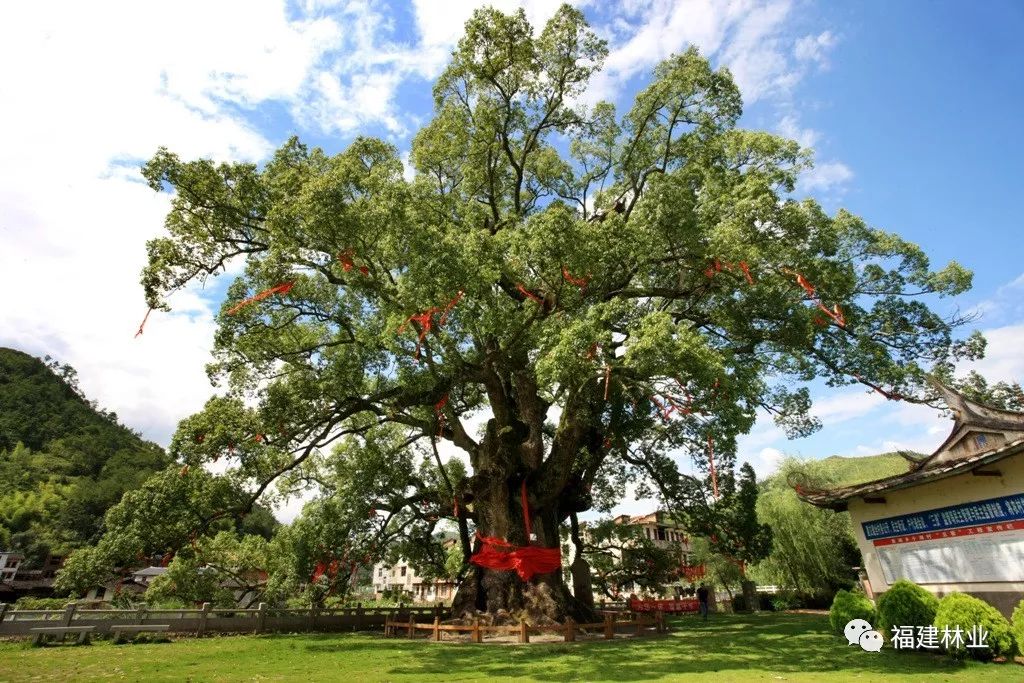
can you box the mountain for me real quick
[0,348,171,564]
[813,452,920,487]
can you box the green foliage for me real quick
[693,536,744,593]
[1011,598,1024,656]
[933,592,1016,661]
[812,453,914,486]
[581,517,681,598]
[748,458,862,598]
[122,5,985,612]
[770,592,799,611]
[690,462,772,567]
[877,580,940,637]
[829,589,876,634]
[145,532,271,608]
[13,596,70,610]
[54,466,248,596]
[932,367,1024,412]
[0,349,171,565]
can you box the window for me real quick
[400,567,407,577]
[656,528,666,541]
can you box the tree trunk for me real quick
[741,579,758,612]
[568,511,595,610]
[450,478,595,623]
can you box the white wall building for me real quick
[800,383,1024,617]
[0,551,24,583]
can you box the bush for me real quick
[933,593,1016,661]
[877,580,938,636]
[13,597,70,610]
[770,593,797,612]
[1012,599,1024,656]
[829,589,876,634]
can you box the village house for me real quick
[0,550,23,584]
[799,381,1024,617]
[0,553,64,602]
[371,537,459,603]
[589,511,701,598]
[371,557,456,603]
[84,565,168,602]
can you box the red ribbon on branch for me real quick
[338,249,370,277]
[434,393,449,437]
[398,292,464,360]
[520,480,532,539]
[561,265,590,290]
[134,307,153,338]
[781,268,847,328]
[439,291,464,326]
[226,281,295,316]
[704,259,756,285]
[516,283,544,304]
[738,261,755,285]
[854,374,904,401]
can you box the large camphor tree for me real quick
[137,6,980,620]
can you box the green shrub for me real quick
[933,592,1016,661]
[1012,598,1024,656]
[771,592,798,612]
[877,580,938,636]
[13,597,69,610]
[829,589,876,634]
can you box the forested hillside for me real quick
[0,348,171,565]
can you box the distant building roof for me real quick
[131,566,168,578]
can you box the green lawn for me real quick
[0,613,1018,682]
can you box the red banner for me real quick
[629,598,700,613]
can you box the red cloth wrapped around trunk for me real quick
[470,534,562,582]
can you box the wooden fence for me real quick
[384,611,665,644]
[0,602,441,639]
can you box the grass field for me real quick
[0,612,1019,682]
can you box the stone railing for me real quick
[0,602,441,638]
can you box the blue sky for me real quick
[1,0,1022,519]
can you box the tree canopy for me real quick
[129,5,981,618]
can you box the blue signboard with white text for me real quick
[862,492,1024,541]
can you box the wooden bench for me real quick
[111,624,171,643]
[30,626,95,646]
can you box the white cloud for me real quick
[719,0,800,103]
[965,273,1024,326]
[794,30,837,68]
[0,1,347,449]
[750,446,785,478]
[965,323,1024,383]
[583,0,814,107]
[811,390,884,425]
[778,114,820,149]
[801,160,854,192]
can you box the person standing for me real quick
[697,583,709,621]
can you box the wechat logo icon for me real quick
[845,619,883,652]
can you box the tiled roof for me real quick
[798,438,1024,511]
